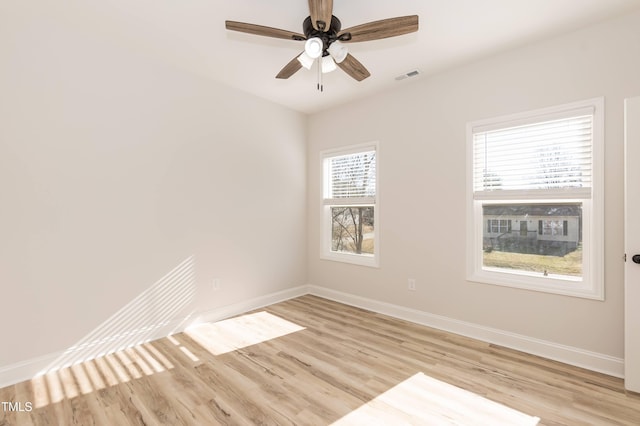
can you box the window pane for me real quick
[482,203,582,278]
[329,151,376,198]
[473,115,593,192]
[331,206,374,255]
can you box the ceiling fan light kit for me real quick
[321,56,337,73]
[225,0,419,90]
[328,41,348,64]
[304,37,324,59]
[297,52,315,70]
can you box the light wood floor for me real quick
[1,295,639,425]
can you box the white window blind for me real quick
[472,113,593,195]
[325,150,376,201]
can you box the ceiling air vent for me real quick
[395,69,420,81]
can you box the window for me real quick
[467,98,604,299]
[540,219,568,237]
[321,143,378,267]
[488,219,512,234]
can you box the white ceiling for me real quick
[120,0,640,114]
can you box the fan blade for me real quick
[308,0,333,32]
[337,54,370,81]
[338,15,419,43]
[225,21,306,41]
[276,54,304,79]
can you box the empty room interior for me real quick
[3,1,640,424]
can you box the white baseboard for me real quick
[0,283,623,389]
[0,285,309,389]
[188,285,309,326]
[0,352,59,390]
[307,285,624,379]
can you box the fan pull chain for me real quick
[317,58,323,92]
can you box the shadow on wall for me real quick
[38,256,196,375]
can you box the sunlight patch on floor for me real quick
[332,372,540,426]
[30,341,176,408]
[167,334,200,362]
[186,311,306,356]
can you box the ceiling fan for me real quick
[225,0,418,88]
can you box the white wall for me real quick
[0,2,307,371]
[308,10,640,359]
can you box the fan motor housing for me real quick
[303,15,342,56]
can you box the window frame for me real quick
[320,142,379,268]
[466,98,604,300]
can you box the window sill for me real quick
[467,269,603,300]
[321,252,379,268]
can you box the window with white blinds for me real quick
[321,143,379,267]
[466,98,604,300]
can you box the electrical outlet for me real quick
[212,279,221,291]
[408,278,416,291]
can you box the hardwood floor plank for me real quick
[2,294,639,425]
